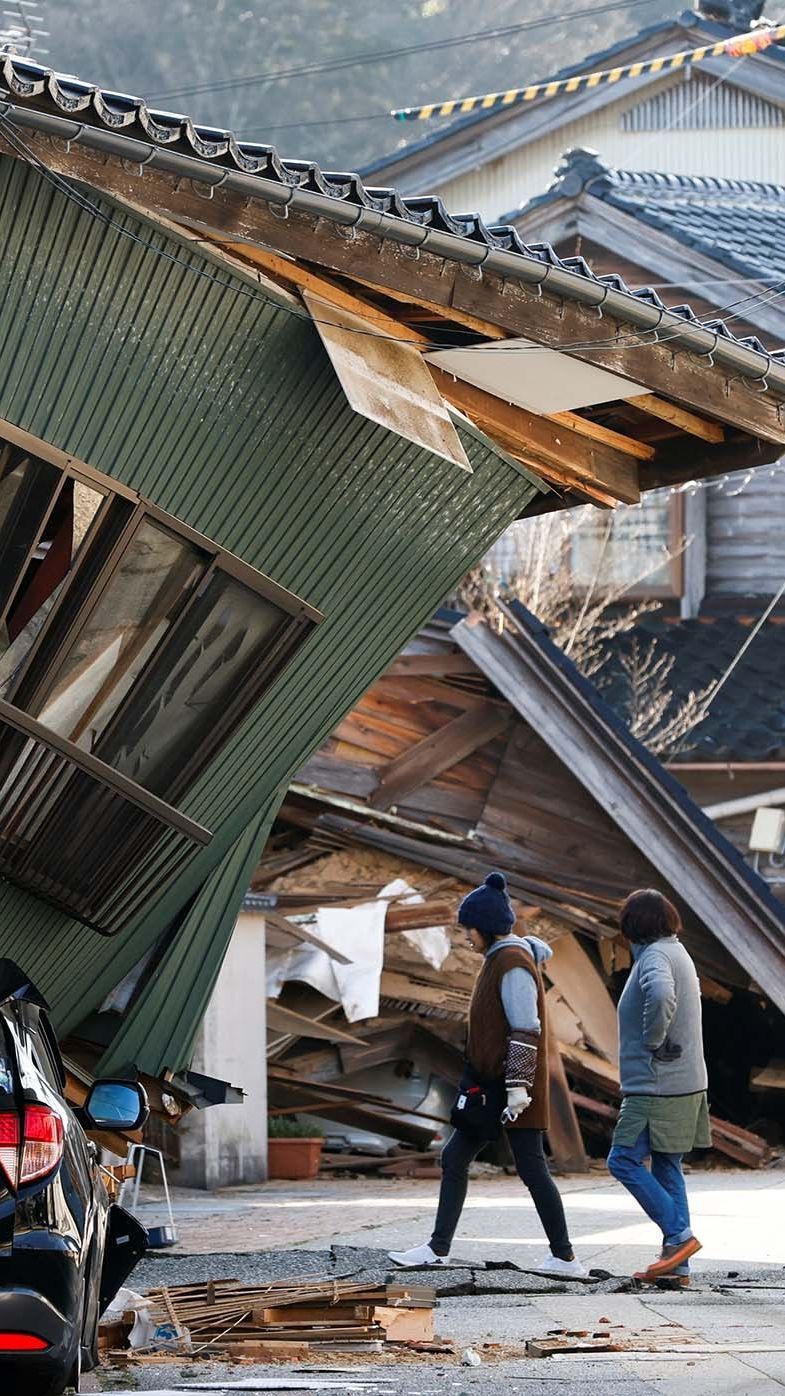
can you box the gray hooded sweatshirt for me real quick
[484,933,552,1034]
[617,936,708,1096]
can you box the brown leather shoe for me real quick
[634,1236,702,1282]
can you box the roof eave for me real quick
[4,98,784,402]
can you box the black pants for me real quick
[429,1127,572,1259]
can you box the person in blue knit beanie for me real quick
[390,871,584,1276]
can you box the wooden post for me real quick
[547,1036,589,1173]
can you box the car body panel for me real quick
[0,963,147,1393]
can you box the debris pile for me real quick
[102,1277,439,1364]
[255,609,785,1171]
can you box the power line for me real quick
[145,0,662,104]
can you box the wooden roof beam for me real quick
[369,702,510,811]
[431,368,641,505]
[215,237,648,502]
[630,394,725,443]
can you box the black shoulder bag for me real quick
[449,1067,506,1142]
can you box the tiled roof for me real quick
[600,613,785,762]
[362,7,784,178]
[2,53,784,376]
[510,147,785,283]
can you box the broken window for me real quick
[0,427,321,928]
[0,434,319,801]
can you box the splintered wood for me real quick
[136,1276,436,1361]
[259,613,785,1173]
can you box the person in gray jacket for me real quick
[607,888,710,1284]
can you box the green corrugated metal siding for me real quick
[100,803,275,1076]
[0,153,544,1063]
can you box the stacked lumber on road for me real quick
[137,1277,436,1359]
[254,610,785,1171]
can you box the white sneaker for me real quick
[388,1242,450,1268]
[535,1254,589,1279]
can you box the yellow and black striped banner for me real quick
[391,23,785,122]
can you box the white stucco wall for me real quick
[432,76,785,223]
[174,911,268,1188]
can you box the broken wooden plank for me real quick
[546,934,619,1063]
[369,703,510,811]
[385,900,453,932]
[750,1060,785,1091]
[547,1034,590,1173]
[266,1002,367,1045]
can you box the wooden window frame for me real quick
[0,417,323,813]
[571,492,685,601]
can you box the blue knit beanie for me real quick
[458,871,516,941]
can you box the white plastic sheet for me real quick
[381,878,451,971]
[266,898,387,1023]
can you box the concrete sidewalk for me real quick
[132,1166,784,1277]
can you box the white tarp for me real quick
[265,879,451,1022]
[266,898,387,1023]
[383,877,452,971]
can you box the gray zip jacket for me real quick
[618,936,708,1096]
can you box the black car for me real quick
[0,960,148,1396]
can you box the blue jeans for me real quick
[607,1126,693,1258]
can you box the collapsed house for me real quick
[1,53,784,1160]
[256,603,785,1172]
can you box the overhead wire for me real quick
[145,0,664,104]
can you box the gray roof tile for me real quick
[511,146,785,284]
[1,53,784,369]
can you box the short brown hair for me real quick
[620,889,681,944]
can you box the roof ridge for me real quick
[612,166,785,199]
[3,53,785,374]
[499,144,785,225]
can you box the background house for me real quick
[366,4,785,219]
[489,147,785,873]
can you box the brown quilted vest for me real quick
[465,943,550,1132]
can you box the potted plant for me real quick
[267,1115,324,1180]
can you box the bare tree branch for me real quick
[454,505,712,758]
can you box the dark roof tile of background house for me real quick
[599,611,785,761]
[509,147,785,282]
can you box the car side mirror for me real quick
[83,1079,149,1132]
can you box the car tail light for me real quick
[20,1105,63,1185]
[0,1332,50,1351]
[0,1113,19,1189]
